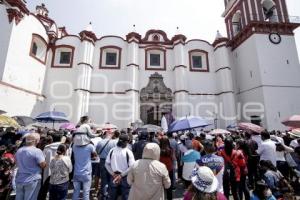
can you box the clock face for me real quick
[269,33,281,44]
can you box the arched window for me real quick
[232,11,242,36]
[30,34,48,64]
[261,0,278,22]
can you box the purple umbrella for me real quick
[168,116,210,133]
[60,123,76,131]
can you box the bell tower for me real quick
[222,0,300,129]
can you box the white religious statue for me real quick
[161,115,168,133]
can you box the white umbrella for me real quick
[209,129,231,135]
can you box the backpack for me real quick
[109,149,130,168]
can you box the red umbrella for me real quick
[282,115,300,128]
[238,122,264,134]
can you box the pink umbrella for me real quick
[209,129,231,135]
[238,122,264,134]
[288,128,300,138]
[59,122,76,131]
[282,115,300,128]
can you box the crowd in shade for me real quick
[1,115,300,200]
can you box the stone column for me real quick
[172,35,189,118]
[73,29,96,122]
[126,32,141,124]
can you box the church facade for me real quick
[0,0,300,130]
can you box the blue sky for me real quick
[27,0,300,56]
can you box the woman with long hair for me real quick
[236,139,250,200]
[159,136,174,200]
[219,137,247,200]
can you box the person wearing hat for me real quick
[196,140,224,194]
[250,180,276,200]
[105,134,135,200]
[183,166,227,200]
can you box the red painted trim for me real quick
[173,89,234,96]
[188,49,210,72]
[244,0,251,25]
[0,81,46,98]
[185,39,212,46]
[228,22,299,50]
[6,0,29,14]
[174,90,189,94]
[6,8,24,25]
[51,45,75,68]
[173,65,187,71]
[141,30,172,45]
[98,35,126,41]
[99,46,122,69]
[78,62,93,69]
[215,67,231,73]
[29,34,48,65]
[145,47,166,71]
[212,37,229,47]
[214,44,228,51]
[126,63,139,69]
[281,0,289,22]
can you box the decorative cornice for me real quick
[78,62,94,69]
[171,34,187,44]
[173,65,187,71]
[228,22,299,50]
[215,67,231,73]
[126,63,139,69]
[74,88,139,94]
[79,30,97,44]
[6,0,29,14]
[174,89,234,96]
[212,37,229,47]
[126,32,142,43]
[6,8,24,25]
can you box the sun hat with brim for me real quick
[288,128,300,138]
[191,166,218,193]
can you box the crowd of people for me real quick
[0,116,300,200]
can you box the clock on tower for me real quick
[222,0,300,129]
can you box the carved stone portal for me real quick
[140,73,173,125]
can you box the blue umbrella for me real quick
[168,116,210,133]
[35,111,69,128]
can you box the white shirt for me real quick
[290,139,300,148]
[251,135,262,148]
[106,147,135,174]
[257,139,277,166]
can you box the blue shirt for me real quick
[197,154,224,175]
[250,194,276,200]
[15,146,45,183]
[96,139,118,159]
[73,144,95,181]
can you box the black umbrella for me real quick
[12,116,36,127]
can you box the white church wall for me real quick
[3,14,47,93]
[0,14,48,116]
[232,35,263,93]
[0,5,13,80]
[90,38,128,92]
[254,34,300,86]
[43,36,81,120]
[89,93,132,128]
[262,87,300,130]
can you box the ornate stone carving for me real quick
[140,72,173,102]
